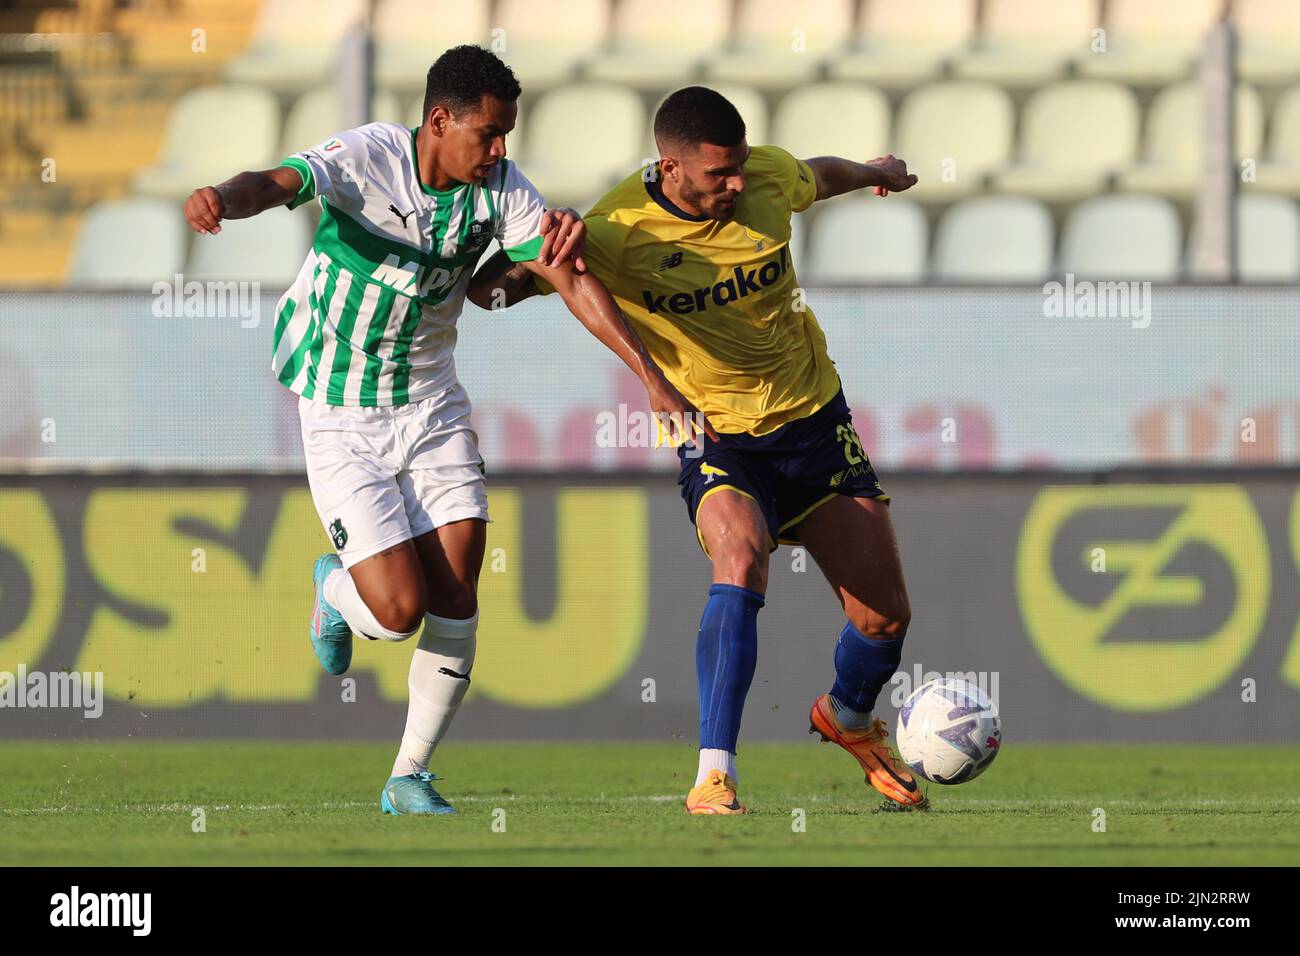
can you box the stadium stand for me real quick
[0,0,1296,288]
[771,82,890,165]
[1058,194,1183,281]
[952,0,1097,89]
[185,207,312,284]
[587,0,732,90]
[805,198,928,283]
[829,0,974,90]
[224,0,366,93]
[66,196,186,287]
[990,81,1140,203]
[1118,81,1264,200]
[932,195,1055,283]
[132,84,280,200]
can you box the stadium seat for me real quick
[893,82,1015,201]
[132,85,280,200]
[991,81,1139,202]
[224,0,366,93]
[771,83,890,163]
[373,0,490,93]
[805,198,928,283]
[829,0,974,90]
[953,0,1098,88]
[66,197,186,288]
[186,210,313,286]
[932,196,1054,283]
[1075,0,1221,86]
[1186,194,1300,282]
[706,0,854,91]
[519,84,646,207]
[646,85,767,160]
[1251,84,1300,198]
[1058,194,1182,281]
[1119,82,1264,200]
[1234,0,1300,85]
[586,0,730,89]
[281,88,402,158]
[495,0,610,90]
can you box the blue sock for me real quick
[696,583,764,753]
[830,620,904,716]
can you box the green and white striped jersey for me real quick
[272,122,546,406]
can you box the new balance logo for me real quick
[642,247,789,316]
[659,251,684,271]
[389,203,414,226]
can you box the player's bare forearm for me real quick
[466,249,540,310]
[525,261,658,384]
[805,154,918,201]
[184,166,302,234]
[520,260,719,440]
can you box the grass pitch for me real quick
[0,741,1297,866]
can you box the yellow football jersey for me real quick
[539,145,841,436]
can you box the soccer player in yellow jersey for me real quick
[468,86,927,813]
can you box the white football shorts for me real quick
[298,382,489,569]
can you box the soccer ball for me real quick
[896,678,1001,785]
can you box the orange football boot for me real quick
[809,693,929,810]
[685,769,747,815]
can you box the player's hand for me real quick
[865,154,918,197]
[646,373,720,445]
[538,207,586,271]
[184,186,225,234]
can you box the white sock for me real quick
[324,568,418,642]
[695,748,737,787]
[830,694,875,730]
[391,611,478,777]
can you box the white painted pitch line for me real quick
[1,796,1297,817]
[0,795,685,816]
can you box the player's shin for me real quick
[694,583,763,785]
[828,620,904,729]
[391,611,478,778]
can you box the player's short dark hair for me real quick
[421,45,521,120]
[654,86,746,151]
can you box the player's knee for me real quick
[848,597,911,639]
[712,537,769,591]
[371,592,426,635]
[428,588,477,621]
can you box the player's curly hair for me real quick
[422,45,522,120]
[654,86,746,151]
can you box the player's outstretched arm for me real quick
[183,166,304,235]
[805,154,918,201]
[521,258,719,443]
[466,207,585,309]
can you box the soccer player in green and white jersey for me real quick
[182,46,709,815]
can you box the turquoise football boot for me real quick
[380,771,456,815]
[310,554,352,675]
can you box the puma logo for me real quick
[389,203,414,226]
